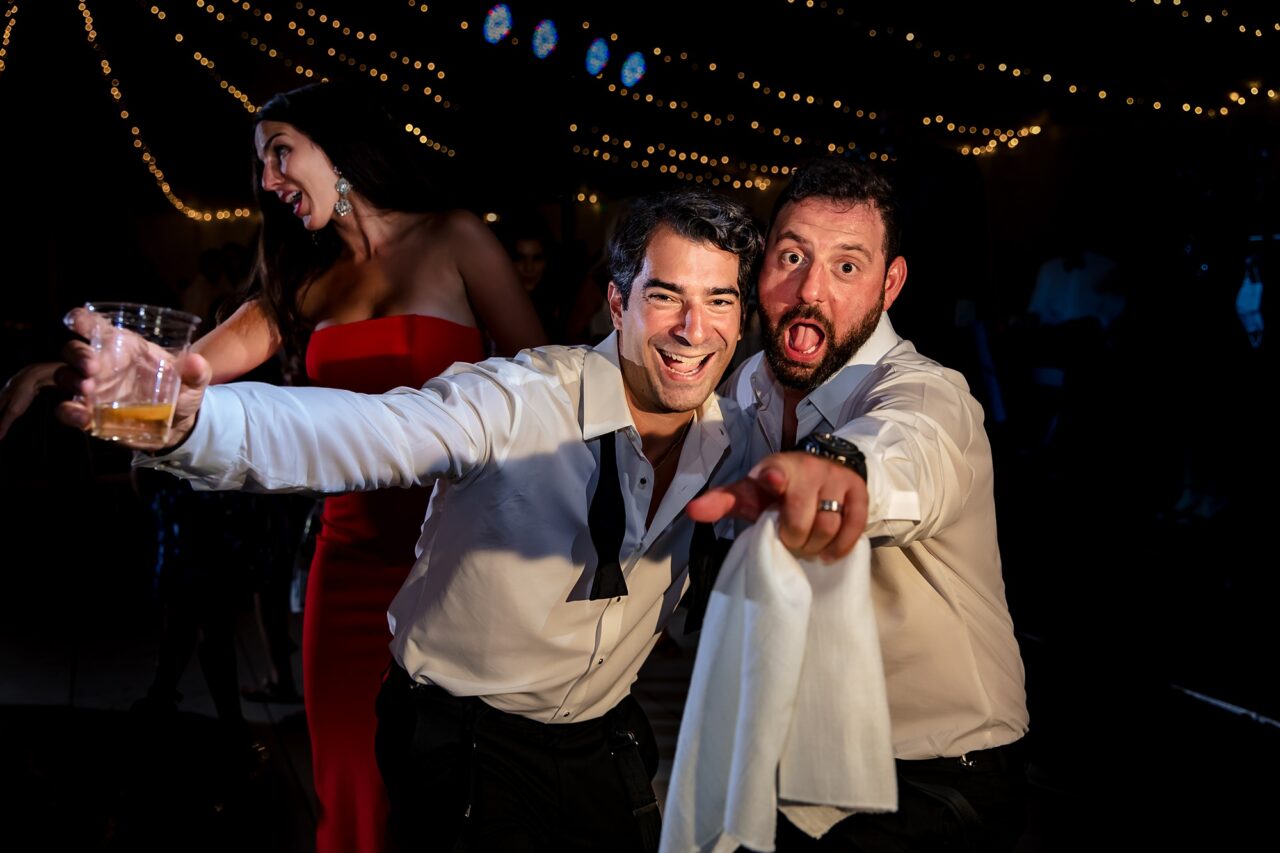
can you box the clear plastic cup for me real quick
[80,302,201,449]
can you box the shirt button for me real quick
[597,658,604,665]
[563,712,570,717]
[639,478,648,486]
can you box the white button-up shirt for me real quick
[139,333,748,723]
[727,314,1029,759]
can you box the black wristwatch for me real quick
[797,432,867,482]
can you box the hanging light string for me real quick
[180,0,456,155]
[563,10,1046,158]
[79,1,253,221]
[635,22,886,125]
[0,4,19,78]
[563,15,1023,160]
[1126,0,1280,41]
[922,114,1043,155]
[184,2,329,83]
[198,0,455,107]
[789,0,1274,120]
[569,122,785,191]
[144,3,257,112]
[570,20,866,158]
[1121,0,1280,110]
[277,0,454,107]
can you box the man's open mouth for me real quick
[658,349,712,378]
[784,321,827,362]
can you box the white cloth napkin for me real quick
[659,510,897,853]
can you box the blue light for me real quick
[621,51,646,86]
[483,4,513,44]
[585,37,609,75]
[532,19,558,59]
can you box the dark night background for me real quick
[1,1,1277,850]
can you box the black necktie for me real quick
[682,518,732,634]
[588,431,730,622]
[588,430,629,600]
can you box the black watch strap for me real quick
[798,431,867,481]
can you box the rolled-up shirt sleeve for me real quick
[832,366,980,546]
[135,357,532,496]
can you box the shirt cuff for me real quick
[131,386,247,489]
[829,425,922,526]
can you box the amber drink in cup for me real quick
[80,302,201,449]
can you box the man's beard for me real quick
[762,291,884,392]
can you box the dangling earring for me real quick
[333,167,353,217]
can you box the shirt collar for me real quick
[582,331,729,441]
[750,312,902,425]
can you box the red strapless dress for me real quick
[303,315,484,853]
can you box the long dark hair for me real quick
[248,82,441,351]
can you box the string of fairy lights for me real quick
[475,10,902,172]
[1127,0,1280,40]
[568,121,903,188]
[275,1,454,106]
[200,0,455,106]
[189,0,456,154]
[0,4,19,77]
[79,0,254,221]
[134,0,457,219]
[183,2,327,83]
[69,1,1277,219]
[787,0,1279,124]
[574,20,895,159]
[145,4,257,113]
[126,0,454,220]
[485,4,1032,160]
[499,10,993,162]
[569,123,786,192]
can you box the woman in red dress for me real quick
[236,83,546,853]
[3,82,545,852]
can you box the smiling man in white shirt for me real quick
[56,189,869,852]
[694,158,1030,852]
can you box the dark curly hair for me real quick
[607,189,763,311]
[770,157,901,260]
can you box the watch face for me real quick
[801,432,866,478]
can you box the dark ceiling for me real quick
[4,0,1278,218]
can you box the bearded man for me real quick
[701,157,1031,853]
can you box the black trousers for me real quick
[769,739,1029,853]
[374,663,661,853]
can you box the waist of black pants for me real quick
[385,660,629,739]
[898,738,1026,773]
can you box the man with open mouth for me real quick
[706,157,1032,853]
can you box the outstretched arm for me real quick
[191,299,283,384]
[56,311,532,497]
[688,452,869,562]
[3,299,279,442]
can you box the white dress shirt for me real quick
[140,333,748,723]
[727,314,1029,759]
